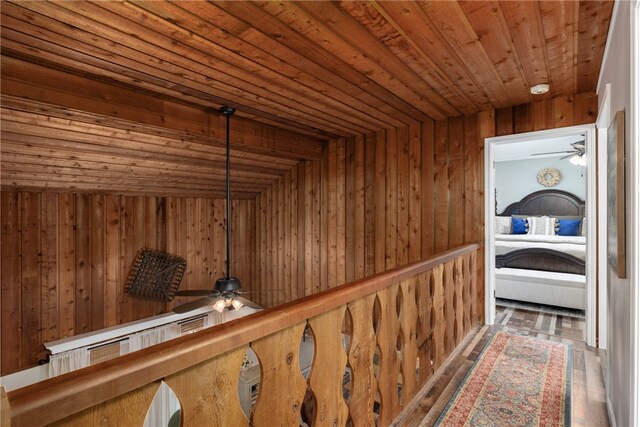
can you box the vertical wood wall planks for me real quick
[90,194,105,330]
[58,192,75,339]
[20,192,40,365]
[41,193,59,345]
[74,193,91,335]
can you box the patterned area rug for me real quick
[435,331,571,427]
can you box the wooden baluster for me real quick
[251,322,307,426]
[415,270,433,385]
[346,294,376,427]
[165,347,247,426]
[443,261,456,355]
[399,277,418,405]
[432,264,446,370]
[454,257,464,346]
[375,284,401,425]
[307,307,350,427]
[471,251,479,323]
[464,254,473,334]
[52,382,158,426]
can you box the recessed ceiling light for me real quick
[530,83,550,95]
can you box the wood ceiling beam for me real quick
[367,1,491,113]
[291,1,458,119]
[1,59,324,161]
[498,1,551,99]
[3,1,349,137]
[416,1,514,108]
[130,0,404,132]
[214,0,426,125]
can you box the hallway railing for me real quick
[6,243,480,426]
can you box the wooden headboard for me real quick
[498,189,585,217]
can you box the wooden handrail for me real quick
[7,243,479,427]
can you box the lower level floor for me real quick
[394,302,608,426]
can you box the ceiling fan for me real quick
[172,107,262,315]
[530,140,586,165]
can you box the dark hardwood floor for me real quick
[393,320,609,427]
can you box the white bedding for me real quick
[495,234,586,260]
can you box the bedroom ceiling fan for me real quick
[172,107,262,315]
[530,140,586,165]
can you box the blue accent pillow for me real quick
[556,219,582,236]
[511,218,529,234]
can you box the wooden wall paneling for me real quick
[434,120,449,254]
[463,114,479,245]
[277,173,285,306]
[408,123,422,263]
[41,193,60,344]
[58,192,75,339]
[552,94,575,128]
[90,195,105,330]
[257,192,267,307]
[513,102,534,134]
[164,197,178,311]
[477,110,495,323]
[296,164,307,302]
[399,277,418,406]
[21,192,41,366]
[327,141,338,288]
[495,107,514,136]
[375,284,401,425]
[104,195,120,327]
[74,193,92,335]
[166,347,247,426]
[447,117,464,248]
[384,128,398,270]
[345,137,356,283]
[374,131,386,273]
[142,197,157,318]
[302,163,314,298]
[289,169,298,302]
[336,139,347,286]
[346,294,376,427]
[267,186,275,307]
[213,199,226,294]
[1,191,21,373]
[282,172,291,305]
[421,119,435,258]
[396,126,410,267]
[573,91,597,125]
[311,160,322,294]
[250,322,307,426]
[319,149,329,295]
[363,133,376,278]
[354,135,366,280]
[119,196,134,324]
[532,99,553,131]
[307,307,350,426]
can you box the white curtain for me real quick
[207,310,227,327]
[48,348,90,377]
[128,323,181,352]
[144,381,181,427]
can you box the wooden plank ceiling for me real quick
[0,0,613,196]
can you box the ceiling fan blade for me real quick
[560,153,578,160]
[530,150,573,156]
[175,289,217,297]
[236,289,285,294]
[233,296,263,310]
[172,296,220,314]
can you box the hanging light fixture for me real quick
[172,106,261,315]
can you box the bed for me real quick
[495,189,586,275]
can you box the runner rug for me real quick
[435,331,571,427]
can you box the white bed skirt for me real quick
[495,268,586,310]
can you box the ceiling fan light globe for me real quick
[231,299,244,310]
[212,299,227,312]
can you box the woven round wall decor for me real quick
[536,168,561,187]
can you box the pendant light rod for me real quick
[221,106,235,280]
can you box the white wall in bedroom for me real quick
[597,1,639,426]
[495,156,586,213]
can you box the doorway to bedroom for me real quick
[485,125,598,346]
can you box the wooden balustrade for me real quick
[6,243,479,427]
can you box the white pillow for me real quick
[495,216,511,234]
[581,217,586,236]
[527,216,555,235]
